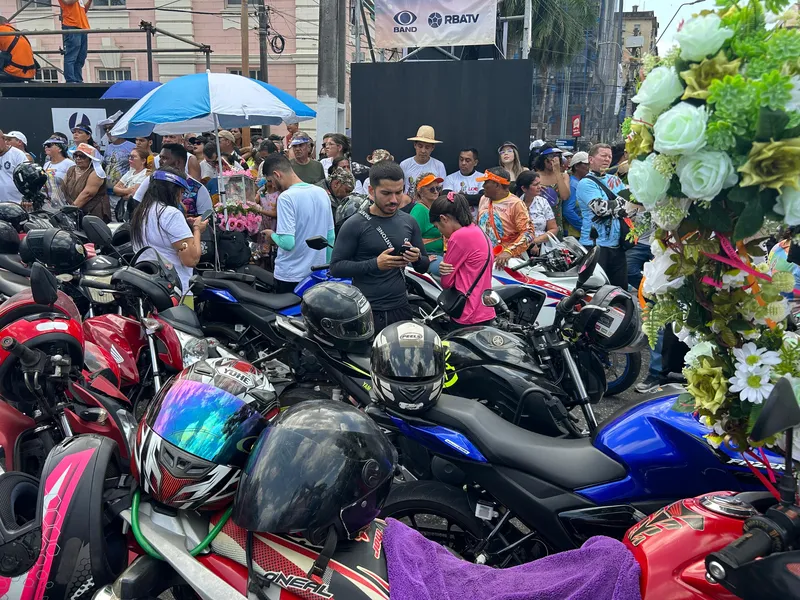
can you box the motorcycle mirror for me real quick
[306,236,330,251]
[750,377,800,443]
[30,262,59,306]
[82,215,114,248]
[577,247,599,288]
[481,290,502,307]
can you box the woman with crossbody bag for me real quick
[431,192,496,327]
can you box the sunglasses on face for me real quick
[427,185,443,193]
[188,138,202,145]
[45,143,55,148]
[74,154,88,160]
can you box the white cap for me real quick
[4,131,27,146]
[569,151,589,167]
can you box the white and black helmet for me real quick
[370,321,444,413]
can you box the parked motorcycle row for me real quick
[0,199,797,600]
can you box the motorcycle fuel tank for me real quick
[444,326,542,375]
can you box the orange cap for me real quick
[416,174,444,189]
[476,170,510,186]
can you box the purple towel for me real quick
[384,518,642,600]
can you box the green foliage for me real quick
[775,339,800,376]
[708,75,760,138]
[672,393,697,413]
[707,119,739,152]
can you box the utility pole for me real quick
[522,0,532,59]
[355,0,361,64]
[317,0,340,140]
[257,0,270,136]
[560,67,571,137]
[241,0,251,149]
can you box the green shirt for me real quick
[290,159,326,185]
[410,202,444,253]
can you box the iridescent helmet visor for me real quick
[146,378,267,467]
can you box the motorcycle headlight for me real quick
[174,330,209,367]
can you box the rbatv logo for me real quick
[428,11,480,26]
[393,10,417,32]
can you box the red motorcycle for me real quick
[0,263,134,476]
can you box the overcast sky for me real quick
[622,0,717,53]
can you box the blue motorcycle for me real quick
[370,390,783,564]
[195,236,349,360]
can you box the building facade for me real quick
[619,5,658,121]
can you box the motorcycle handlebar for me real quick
[78,278,116,291]
[557,288,585,315]
[709,529,773,576]
[2,337,40,366]
[510,257,549,272]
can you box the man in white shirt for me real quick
[399,125,446,201]
[260,153,335,294]
[443,147,483,209]
[0,129,29,204]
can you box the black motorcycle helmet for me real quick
[0,220,20,254]
[371,321,444,413]
[576,285,643,351]
[19,228,86,274]
[12,162,47,201]
[232,400,397,545]
[0,202,28,233]
[301,281,374,352]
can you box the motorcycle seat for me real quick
[0,254,30,278]
[236,264,275,288]
[203,278,301,311]
[425,394,627,490]
[0,269,30,299]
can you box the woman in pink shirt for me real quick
[430,192,496,327]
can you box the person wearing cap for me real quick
[410,173,445,273]
[476,166,533,268]
[63,143,111,222]
[218,130,248,170]
[330,161,429,332]
[315,166,356,216]
[0,128,29,204]
[576,143,628,288]
[3,131,34,163]
[58,0,91,83]
[534,143,571,230]
[130,166,209,301]
[497,142,528,194]
[400,125,446,201]
[565,151,589,238]
[43,134,75,206]
[260,153,335,294]
[71,123,101,157]
[289,131,325,185]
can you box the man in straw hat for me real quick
[400,125,446,202]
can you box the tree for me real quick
[502,0,598,136]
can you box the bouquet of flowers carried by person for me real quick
[626,0,800,453]
[214,201,263,235]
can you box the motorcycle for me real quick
[0,263,135,477]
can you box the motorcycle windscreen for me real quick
[146,379,267,467]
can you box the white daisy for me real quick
[721,269,747,288]
[732,342,781,371]
[729,366,774,404]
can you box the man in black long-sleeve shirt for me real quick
[330,161,430,332]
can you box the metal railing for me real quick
[0,20,212,81]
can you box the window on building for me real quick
[97,68,132,83]
[18,0,49,8]
[224,0,256,6]
[35,68,59,83]
[228,68,262,80]
[92,0,127,5]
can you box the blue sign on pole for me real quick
[555,138,575,149]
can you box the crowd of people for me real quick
[0,114,688,393]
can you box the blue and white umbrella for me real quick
[100,80,162,100]
[110,72,315,138]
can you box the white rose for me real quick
[653,102,708,156]
[631,66,684,114]
[676,150,738,201]
[685,341,715,367]
[628,154,670,210]
[643,247,686,296]
[633,104,657,125]
[774,185,800,226]
[674,13,734,62]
